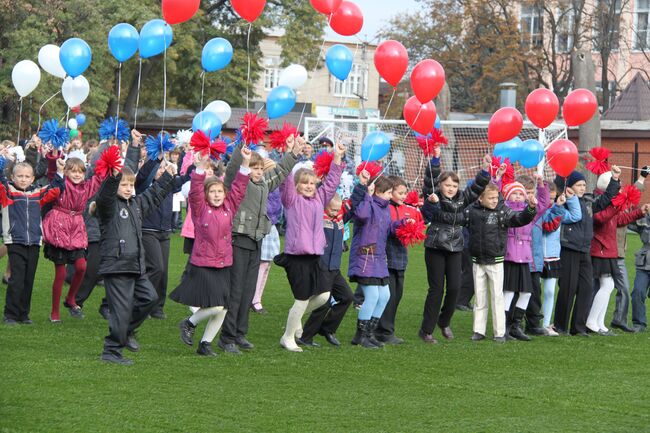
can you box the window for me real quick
[520,4,543,48]
[556,7,575,53]
[263,57,280,90]
[635,0,650,49]
[331,64,368,98]
[593,0,621,51]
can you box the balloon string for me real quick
[382,88,396,121]
[65,107,70,126]
[17,98,23,145]
[337,42,360,112]
[369,157,397,186]
[115,63,122,139]
[257,103,266,114]
[37,90,61,131]
[412,153,424,189]
[134,57,143,130]
[161,27,168,153]
[298,33,329,132]
[200,71,205,112]
[246,22,252,112]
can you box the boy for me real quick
[96,162,177,365]
[630,214,650,332]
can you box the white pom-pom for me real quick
[8,146,25,163]
[176,129,193,146]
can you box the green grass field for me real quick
[1,233,649,433]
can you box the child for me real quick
[630,214,650,332]
[419,155,490,343]
[42,151,104,322]
[173,149,251,356]
[96,162,177,365]
[1,162,60,325]
[463,183,537,342]
[275,142,345,352]
[251,189,282,314]
[218,136,301,354]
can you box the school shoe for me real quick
[125,334,140,352]
[367,317,384,348]
[49,316,62,324]
[197,341,218,357]
[251,304,268,315]
[64,302,84,319]
[179,319,196,346]
[3,317,18,326]
[526,327,548,336]
[101,353,133,365]
[456,304,473,312]
[633,324,646,333]
[597,329,617,337]
[545,326,560,337]
[493,336,506,343]
[296,337,321,347]
[440,327,454,340]
[235,336,254,350]
[19,318,33,325]
[376,334,404,345]
[471,332,485,341]
[217,340,242,355]
[351,320,378,349]
[322,333,341,347]
[280,337,303,352]
[98,305,111,321]
[149,310,167,320]
[610,322,634,333]
[418,329,438,344]
[572,331,590,338]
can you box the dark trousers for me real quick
[302,270,353,340]
[102,274,158,356]
[525,271,544,329]
[456,247,474,307]
[555,249,594,334]
[220,243,261,344]
[3,244,39,321]
[377,269,405,336]
[142,231,170,313]
[421,248,462,334]
[74,242,107,309]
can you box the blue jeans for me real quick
[631,269,650,327]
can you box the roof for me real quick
[602,73,650,121]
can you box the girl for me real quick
[419,154,491,343]
[43,151,104,322]
[275,142,345,352]
[251,189,282,314]
[173,149,251,356]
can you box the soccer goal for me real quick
[304,117,567,189]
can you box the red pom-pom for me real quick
[210,138,227,161]
[268,123,298,152]
[313,151,334,177]
[356,161,382,178]
[489,156,514,186]
[191,130,227,160]
[416,128,448,157]
[404,190,420,207]
[94,145,123,178]
[240,112,269,145]
[395,219,427,247]
[612,184,641,210]
[585,146,611,175]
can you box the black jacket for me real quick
[464,200,536,264]
[560,178,620,254]
[96,171,174,276]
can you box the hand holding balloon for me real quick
[333,142,346,164]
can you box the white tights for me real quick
[587,275,615,332]
[280,292,330,350]
[189,306,227,343]
[503,291,532,312]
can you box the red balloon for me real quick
[562,88,598,127]
[162,0,200,25]
[410,59,445,104]
[310,0,342,15]
[374,40,408,88]
[525,88,559,129]
[546,139,579,177]
[330,1,363,36]
[231,0,266,23]
[488,107,523,145]
[403,96,437,135]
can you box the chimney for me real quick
[499,82,517,108]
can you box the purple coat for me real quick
[504,183,550,263]
[266,189,282,225]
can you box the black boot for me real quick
[509,308,531,341]
[505,310,516,340]
[197,341,217,356]
[367,317,384,347]
[351,319,378,349]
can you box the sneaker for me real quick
[98,305,111,321]
[19,318,33,325]
[125,334,140,352]
[64,303,84,319]
[456,304,473,312]
[217,340,242,355]
[179,319,196,346]
[597,329,617,337]
[197,341,218,357]
[3,317,18,326]
[235,336,255,350]
[633,324,647,333]
[493,336,506,343]
[100,353,133,365]
[471,332,486,341]
[545,326,559,337]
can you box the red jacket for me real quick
[591,205,644,258]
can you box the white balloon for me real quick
[62,75,90,107]
[68,118,78,130]
[38,44,66,79]
[12,60,41,98]
[278,64,308,89]
[204,100,232,124]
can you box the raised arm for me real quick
[317,142,345,205]
[225,147,252,212]
[96,174,120,223]
[561,194,582,223]
[594,166,621,213]
[265,135,301,192]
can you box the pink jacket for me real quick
[189,169,248,268]
[504,182,550,263]
[281,160,343,255]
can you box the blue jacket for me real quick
[321,204,352,271]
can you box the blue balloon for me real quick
[361,131,391,161]
[266,86,297,119]
[192,111,222,140]
[202,38,233,72]
[139,19,173,59]
[326,44,353,81]
[108,23,139,63]
[519,139,545,168]
[434,114,441,130]
[75,113,86,127]
[494,137,523,163]
[59,38,92,78]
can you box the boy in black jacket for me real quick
[97,162,177,365]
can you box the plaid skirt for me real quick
[260,225,280,262]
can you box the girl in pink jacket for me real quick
[275,142,345,352]
[171,149,250,356]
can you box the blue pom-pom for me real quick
[0,157,6,172]
[145,132,175,160]
[38,119,69,149]
[234,129,243,145]
[99,117,131,142]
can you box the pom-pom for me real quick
[99,117,131,142]
[415,128,448,157]
[240,112,268,146]
[269,123,298,152]
[38,119,69,149]
[210,138,227,161]
[356,161,382,178]
[94,145,123,178]
[404,190,421,207]
[145,132,175,160]
[395,219,427,247]
[612,184,641,210]
[176,129,193,146]
[190,130,227,161]
[7,146,25,163]
[314,151,335,178]
[489,156,514,186]
[585,146,611,175]
[0,157,6,172]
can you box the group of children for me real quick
[3,118,650,365]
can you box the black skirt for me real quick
[169,263,230,308]
[542,260,561,279]
[349,276,390,286]
[592,257,621,278]
[504,261,533,293]
[274,253,324,301]
[183,237,194,255]
[44,245,86,265]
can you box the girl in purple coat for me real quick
[502,175,550,341]
[173,149,250,356]
[275,142,345,352]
